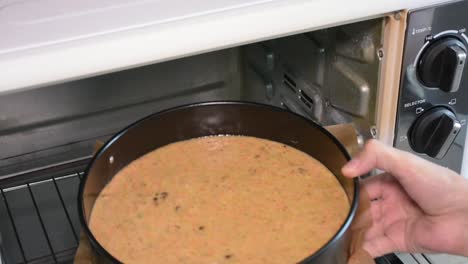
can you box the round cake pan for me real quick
[78,101,359,264]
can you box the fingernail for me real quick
[342,158,360,174]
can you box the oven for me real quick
[1,0,468,263]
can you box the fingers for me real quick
[360,174,384,200]
[362,236,398,258]
[342,139,456,184]
[342,139,427,182]
[364,201,384,239]
[342,139,464,215]
[363,218,408,258]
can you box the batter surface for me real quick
[89,136,349,263]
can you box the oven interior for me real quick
[0,18,391,263]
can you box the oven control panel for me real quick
[395,0,468,172]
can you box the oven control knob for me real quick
[417,37,466,92]
[409,107,461,159]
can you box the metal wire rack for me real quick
[0,169,84,264]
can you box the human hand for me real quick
[342,139,468,258]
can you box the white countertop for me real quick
[0,0,450,93]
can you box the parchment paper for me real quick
[326,124,374,264]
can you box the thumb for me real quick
[342,139,423,184]
[342,139,463,214]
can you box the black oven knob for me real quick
[409,107,461,159]
[417,37,466,92]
